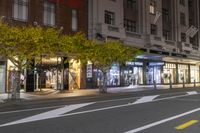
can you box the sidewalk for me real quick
[0,83,199,103]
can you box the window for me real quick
[13,0,28,21]
[162,8,169,23]
[180,12,185,25]
[181,32,186,42]
[163,30,171,40]
[44,0,55,26]
[124,19,136,32]
[71,9,78,31]
[126,0,137,10]
[105,10,115,25]
[150,0,156,14]
[180,0,185,6]
[150,24,157,35]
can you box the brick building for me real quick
[0,0,88,93]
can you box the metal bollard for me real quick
[194,80,196,87]
[183,80,185,88]
[169,79,172,89]
[153,80,157,89]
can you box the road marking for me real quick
[0,99,3,103]
[133,95,159,104]
[0,105,64,115]
[0,102,94,127]
[0,91,195,115]
[0,93,199,127]
[124,108,200,133]
[187,91,198,95]
[175,120,199,130]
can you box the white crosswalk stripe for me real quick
[133,95,159,104]
[187,91,198,95]
[0,102,94,127]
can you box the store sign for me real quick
[86,64,92,78]
[149,62,165,66]
[135,62,143,66]
[126,62,143,66]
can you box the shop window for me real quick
[190,65,199,83]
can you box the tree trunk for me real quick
[98,70,107,93]
[12,70,21,100]
[102,72,107,93]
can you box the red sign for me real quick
[48,0,84,9]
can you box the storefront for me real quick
[163,63,176,84]
[178,64,189,83]
[0,61,6,93]
[146,62,164,84]
[107,63,120,86]
[69,59,81,90]
[190,65,200,83]
[121,62,143,86]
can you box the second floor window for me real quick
[13,0,28,21]
[163,30,171,40]
[126,0,137,10]
[44,0,55,26]
[180,12,186,25]
[124,19,136,32]
[150,0,156,14]
[180,0,185,6]
[71,9,78,31]
[150,24,157,35]
[181,32,186,42]
[105,10,115,25]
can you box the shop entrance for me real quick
[36,57,62,90]
[146,66,161,84]
[122,66,143,86]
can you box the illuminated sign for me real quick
[86,64,92,78]
[149,62,165,66]
[126,62,143,66]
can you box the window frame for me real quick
[43,0,56,26]
[105,10,115,25]
[13,0,29,22]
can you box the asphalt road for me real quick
[1,88,200,133]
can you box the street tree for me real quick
[0,20,60,99]
[78,40,141,93]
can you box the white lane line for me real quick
[133,95,159,104]
[0,102,94,127]
[0,105,64,115]
[0,93,199,127]
[0,91,193,115]
[124,107,200,133]
[187,91,198,95]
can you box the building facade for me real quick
[87,0,200,87]
[0,0,88,93]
